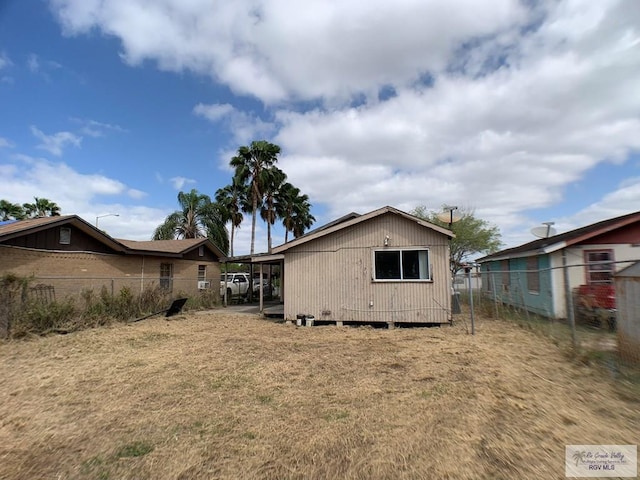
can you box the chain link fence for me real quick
[0,275,221,338]
[21,276,217,300]
[453,263,640,368]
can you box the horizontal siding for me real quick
[284,213,451,323]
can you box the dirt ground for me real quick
[0,311,638,480]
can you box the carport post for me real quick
[223,261,228,307]
[259,262,264,313]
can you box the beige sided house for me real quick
[258,206,453,326]
[0,215,223,299]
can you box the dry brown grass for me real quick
[1,311,638,480]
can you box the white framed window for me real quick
[373,248,431,281]
[160,263,173,290]
[198,265,206,281]
[198,245,204,257]
[585,249,614,285]
[59,227,71,245]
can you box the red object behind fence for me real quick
[575,284,616,310]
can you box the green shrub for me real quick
[10,297,77,337]
[3,275,192,338]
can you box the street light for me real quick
[96,213,119,228]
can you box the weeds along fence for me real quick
[453,261,640,368]
[0,274,220,339]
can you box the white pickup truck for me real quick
[220,273,251,300]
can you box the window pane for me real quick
[402,250,420,279]
[375,251,401,279]
[502,260,510,290]
[588,252,612,262]
[590,271,612,283]
[585,250,614,285]
[418,250,429,279]
[160,263,173,290]
[400,250,429,279]
[59,227,71,245]
[526,257,539,293]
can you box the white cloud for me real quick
[71,118,127,137]
[2,154,164,240]
[0,51,13,83]
[27,53,40,73]
[47,0,640,251]
[0,51,12,70]
[50,0,527,104]
[193,102,275,145]
[557,178,640,233]
[170,176,196,190]
[26,53,63,81]
[193,103,234,121]
[127,188,147,199]
[0,137,13,148]
[30,125,82,156]
[8,154,127,200]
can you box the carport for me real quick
[221,252,284,314]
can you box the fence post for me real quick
[562,250,577,348]
[0,298,8,338]
[466,266,475,335]
[491,271,499,318]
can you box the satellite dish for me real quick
[531,222,557,238]
[437,207,462,224]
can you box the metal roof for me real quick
[477,210,640,263]
[0,215,225,258]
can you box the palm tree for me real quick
[278,183,300,243]
[0,200,26,220]
[278,183,315,242]
[23,197,61,218]
[291,197,315,238]
[153,189,229,254]
[260,167,287,252]
[215,176,247,257]
[230,140,281,255]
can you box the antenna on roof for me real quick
[531,221,556,238]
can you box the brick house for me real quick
[0,215,223,299]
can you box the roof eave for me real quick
[272,206,453,254]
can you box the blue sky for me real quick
[1,0,639,255]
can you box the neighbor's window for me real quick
[160,263,173,290]
[198,265,206,281]
[484,266,493,292]
[198,245,204,257]
[59,227,71,245]
[373,249,430,281]
[526,256,540,293]
[501,260,510,291]
[585,250,614,285]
